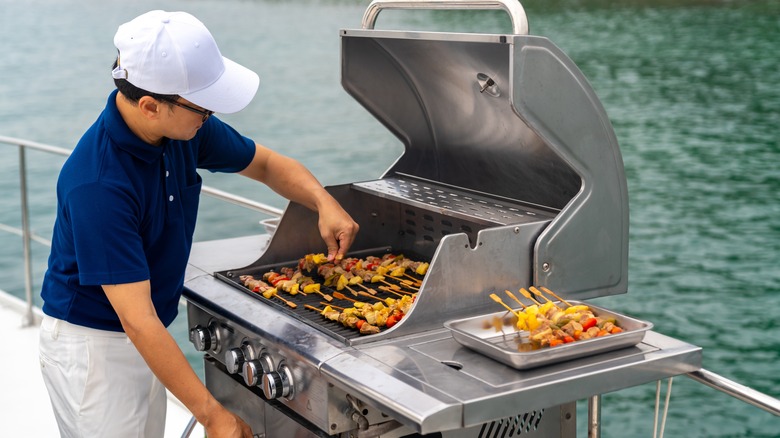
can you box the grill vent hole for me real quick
[477,410,545,437]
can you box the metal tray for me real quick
[444,301,653,370]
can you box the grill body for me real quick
[183,3,701,437]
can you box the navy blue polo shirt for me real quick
[41,89,256,331]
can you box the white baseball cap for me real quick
[112,10,259,114]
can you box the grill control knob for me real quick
[262,363,294,400]
[224,348,245,375]
[190,325,214,352]
[241,352,274,387]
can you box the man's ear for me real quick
[137,96,163,120]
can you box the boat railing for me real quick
[1,135,778,429]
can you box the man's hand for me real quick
[201,406,253,438]
[318,199,359,261]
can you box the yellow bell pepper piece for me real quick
[564,305,590,314]
[336,275,348,291]
[390,267,406,277]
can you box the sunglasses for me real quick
[159,98,214,122]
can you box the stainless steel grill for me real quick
[183,1,701,436]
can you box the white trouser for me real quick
[39,315,167,438]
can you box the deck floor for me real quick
[0,291,203,437]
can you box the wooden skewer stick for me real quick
[320,302,345,310]
[528,286,555,304]
[384,275,420,290]
[402,273,423,285]
[344,284,360,297]
[400,280,420,290]
[332,291,358,303]
[305,287,333,302]
[504,290,527,309]
[304,304,323,312]
[378,279,403,291]
[539,286,573,307]
[270,291,297,308]
[518,288,541,306]
[355,283,378,295]
[489,293,519,316]
[378,285,413,297]
[357,291,385,302]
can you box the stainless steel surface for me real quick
[361,0,529,35]
[340,26,628,299]
[184,236,702,435]
[686,369,780,417]
[444,302,653,370]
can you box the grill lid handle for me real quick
[361,0,529,35]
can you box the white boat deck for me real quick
[0,290,203,437]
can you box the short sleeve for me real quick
[195,116,256,173]
[66,182,150,285]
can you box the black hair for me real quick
[112,58,178,103]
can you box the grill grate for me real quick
[216,256,425,343]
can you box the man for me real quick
[38,10,358,438]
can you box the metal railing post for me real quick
[587,395,601,438]
[18,145,35,327]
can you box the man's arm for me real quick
[103,281,252,438]
[238,142,359,261]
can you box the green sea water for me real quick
[1,0,778,436]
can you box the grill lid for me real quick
[341,11,628,298]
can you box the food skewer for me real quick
[504,290,527,309]
[306,303,382,335]
[518,288,542,306]
[539,286,573,307]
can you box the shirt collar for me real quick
[103,89,168,163]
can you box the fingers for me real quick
[322,218,359,262]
